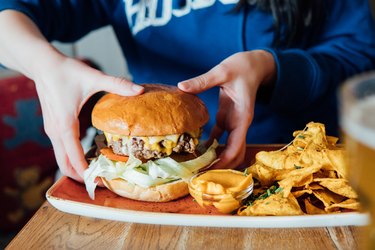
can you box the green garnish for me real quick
[275,187,284,193]
[245,184,284,206]
[243,168,249,176]
[259,193,268,200]
[294,164,302,169]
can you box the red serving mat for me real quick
[47,145,282,215]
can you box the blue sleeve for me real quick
[264,0,375,113]
[0,0,114,42]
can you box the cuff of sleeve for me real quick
[260,48,321,113]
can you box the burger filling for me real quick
[84,139,219,200]
[104,131,201,159]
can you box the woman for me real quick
[0,0,374,181]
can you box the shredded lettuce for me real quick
[84,140,219,200]
[181,140,219,172]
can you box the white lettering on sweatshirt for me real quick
[124,0,238,34]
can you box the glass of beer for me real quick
[340,72,375,249]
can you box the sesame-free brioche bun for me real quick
[86,84,215,203]
[102,178,189,202]
[92,84,209,136]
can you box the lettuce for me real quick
[84,140,219,200]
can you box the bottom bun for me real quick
[102,178,189,202]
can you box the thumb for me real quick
[93,74,144,96]
[178,63,228,94]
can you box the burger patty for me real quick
[109,133,197,159]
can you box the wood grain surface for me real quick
[7,201,365,250]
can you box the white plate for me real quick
[46,177,369,228]
[47,195,369,228]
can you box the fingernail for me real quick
[178,81,190,90]
[132,84,144,92]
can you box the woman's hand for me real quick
[0,10,144,182]
[178,50,276,169]
[33,56,144,182]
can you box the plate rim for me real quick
[46,179,369,228]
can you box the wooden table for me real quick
[6,201,365,250]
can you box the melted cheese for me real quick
[189,170,253,213]
[104,131,199,155]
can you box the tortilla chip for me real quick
[255,151,284,170]
[238,192,304,216]
[278,165,321,197]
[291,135,309,149]
[292,129,306,138]
[312,189,345,209]
[295,174,314,187]
[313,169,337,179]
[275,165,318,180]
[322,149,347,179]
[256,151,300,170]
[326,136,339,145]
[314,178,358,199]
[246,163,276,186]
[306,183,324,190]
[292,189,313,198]
[325,199,361,212]
[239,122,359,216]
[293,122,339,152]
[304,198,326,214]
[300,149,334,168]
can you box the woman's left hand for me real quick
[178,50,276,169]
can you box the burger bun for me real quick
[102,178,189,202]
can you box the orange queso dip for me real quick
[188,169,253,213]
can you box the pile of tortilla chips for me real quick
[238,122,360,216]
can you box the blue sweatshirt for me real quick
[1,0,375,143]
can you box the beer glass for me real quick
[340,72,375,249]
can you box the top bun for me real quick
[92,84,209,136]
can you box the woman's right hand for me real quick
[0,10,144,182]
[32,55,144,182]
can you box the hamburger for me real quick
[84,84,218,202]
